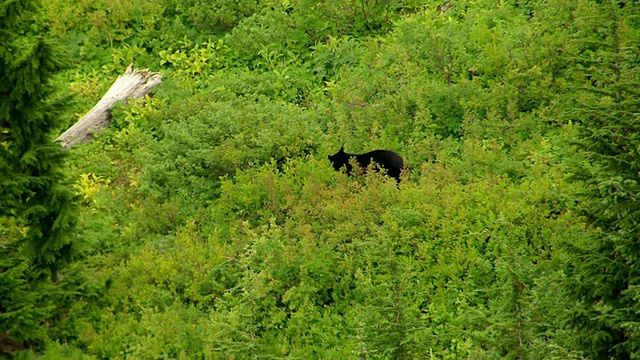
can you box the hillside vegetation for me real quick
[2,0,640,358]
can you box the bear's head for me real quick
[328,145,349,171]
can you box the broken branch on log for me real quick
[55,63,162,149]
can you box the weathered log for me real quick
[55,63,162,149]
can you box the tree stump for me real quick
[55,64,162,149]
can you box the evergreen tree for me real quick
[563,1,640,358]
[0,0,77,274]
[0,0,78,349]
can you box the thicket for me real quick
[2,0,640,358]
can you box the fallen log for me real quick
[55,63,162,149]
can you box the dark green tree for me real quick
[0,0,78,350]
[563,1,640,358]
[0,0,77,274]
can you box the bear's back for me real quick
[356,150,404,179]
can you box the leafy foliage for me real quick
[8,0,640,358]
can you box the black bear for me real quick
[328,146,405,182]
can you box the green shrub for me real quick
[140,94,324,202]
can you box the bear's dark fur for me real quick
[328,146,405,182]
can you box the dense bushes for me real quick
[6,0,640,358]
[139,94,324,202]
[46,158,583,358]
